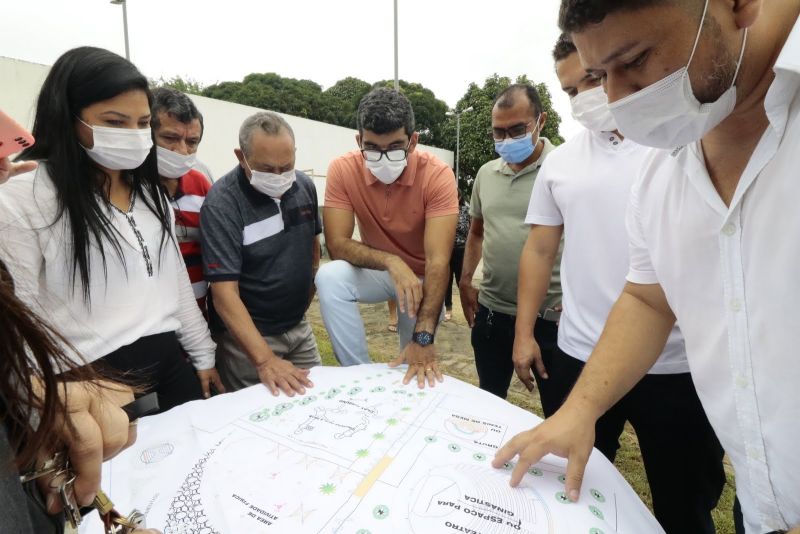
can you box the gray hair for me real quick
[238,111,295,156]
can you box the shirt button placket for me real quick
[721,209,784,527]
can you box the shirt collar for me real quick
[362,150,419,187]
[170,175,186,201]
[671,17,800,160]
[589,129,641,153]
[495,137,554,177]
[764,16,800,139]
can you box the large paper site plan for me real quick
[85,364,665,533]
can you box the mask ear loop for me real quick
[530,115,542,152]
[730,28,748,87]
[686,0,711,69]
[241,154,254,175]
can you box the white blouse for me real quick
[0,163,215,370]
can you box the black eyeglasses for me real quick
[360,142,410,162]
[491,120,537,141]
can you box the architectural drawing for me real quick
[86,365,665,534]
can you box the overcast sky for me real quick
[0,0,582,139]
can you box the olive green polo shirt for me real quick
[470,138,562,316]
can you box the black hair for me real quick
[0,262,90,469]
[18,46,173,301]
[357,87,415,137]
[151,86,204,139]
[559,0,672,33]
[553,32,578,62]
[493,83,544,117]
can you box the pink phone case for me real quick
[0,109,35,159]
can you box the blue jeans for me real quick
[315,260,421,366]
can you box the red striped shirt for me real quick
[171,169,212,316]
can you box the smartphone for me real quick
[0,109,34,159]
[121,392,160,421]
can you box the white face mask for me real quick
[156,145,197,179]
[365,158,408,185]
[243,156,296,198]
[607,0,747,149]
[570,86,617,132]
[79,118,153,170]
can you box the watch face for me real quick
[413,331,434,346]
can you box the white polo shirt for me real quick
[625,20,800,533]
[0,164,216,370]
[525,129,689,374]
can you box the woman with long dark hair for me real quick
[0,157,159,532]
[0,47,223,412]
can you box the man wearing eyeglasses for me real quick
[456,84,561,401]
[152,87,210,316]
[316,88,458,389]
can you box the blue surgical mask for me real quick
[494,118,539,164]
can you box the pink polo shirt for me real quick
[325,150,458,275]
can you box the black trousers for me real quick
[540,346,725,534]
[445,246,465,309]
[96,331,203,413]
[471,303,558,399]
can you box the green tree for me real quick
[323,77,372,128]
[192,72,453,148]
[440,74,564,196]
[202,73,337,123]
[152,76,205,95]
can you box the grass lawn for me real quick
[312,322,737,533]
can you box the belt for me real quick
[539,307,561,323]
[479,304,559,324]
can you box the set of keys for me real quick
[19,394,161,533]
[20,450,145,533]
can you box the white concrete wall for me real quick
[0,57,51,127]
[0,56,454,199]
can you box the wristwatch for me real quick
[412,330,435,347]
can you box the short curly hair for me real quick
[552,33,577,62]
[357,87,415,136]
[559,0,673,33]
